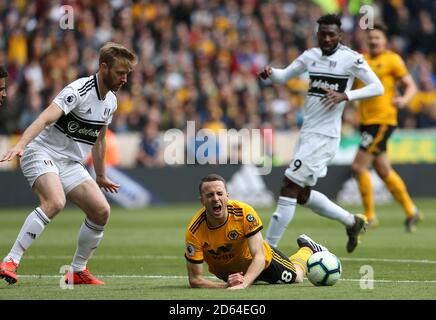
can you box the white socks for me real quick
[304,190,355,227]
[266,196,297,248]
[5,208,51,264]
[265,191,355,248]
[71,218,105,272]
[3,209,105,271]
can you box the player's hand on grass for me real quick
[0,146,24,162]
[320,88,348,108]
[258,65,272,80]
[96,175,120,193]
[228,283,247,290]
[227,272,245,288]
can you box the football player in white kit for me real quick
[259,14,384,253]
[0,42,137,284]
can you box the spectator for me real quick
[0,0,434,148]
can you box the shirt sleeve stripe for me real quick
[245,225,263,238]
[184,254,203,264]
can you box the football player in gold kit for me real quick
[185,174,328,289]
[352,24,421,231]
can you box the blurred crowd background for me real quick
[0,0,435,167]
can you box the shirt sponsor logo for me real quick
[77,127,100,137]
[308,74,348,94]
[55,112,104,145]
[208,244,234,260]
[310,79,340,91]
[67,121,80,133]
[67,121,100,137]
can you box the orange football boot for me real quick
[65,268,105,285]
[0,258,19,284]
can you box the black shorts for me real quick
[256,247,297,284]
[359,124,396,155]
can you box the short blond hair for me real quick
[99,42,138,69]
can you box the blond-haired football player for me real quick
[0,42,137,285]
[185,174,328,289]
[351,24,421,231]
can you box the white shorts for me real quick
[285,132,340,187]
[20,147,92,194]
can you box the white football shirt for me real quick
[270,44,383,137]
[29,74,117,162]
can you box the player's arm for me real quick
[345,58,384,102]
[186,261,228,289]
[92,126,120,193]
[322,58,385,107]
[258,56,307,83]
[0,102,64,162]
[228,231,266,290]
[393,74,417,108]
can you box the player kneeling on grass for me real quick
[185,174,328,289]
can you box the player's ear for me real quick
[100,62,109,73]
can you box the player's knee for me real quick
[297,189,310,205]
[42,197,66,216]
[280,177,300,198]
[374,164,389,179]
[351,161,365,176]
[93,203,111,225]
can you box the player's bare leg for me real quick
[293,264,305,283]
[65,179,110,284]
[352,149,378,227]
[1,173,65,284]
[373,153,421,232]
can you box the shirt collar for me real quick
[322,43,341,56]
[94,74,103,100]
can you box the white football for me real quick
[307,251,342,286]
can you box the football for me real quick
[307,251,342,286]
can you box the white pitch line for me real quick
[340,278,436,284]
[340,257,436,264]
[24,255,436,264]
[20,275,187,279]
[17,275,436,284]
[25,255,181,260]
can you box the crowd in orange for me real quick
[0,0,435,167]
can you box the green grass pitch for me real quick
[0,199,435,300]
